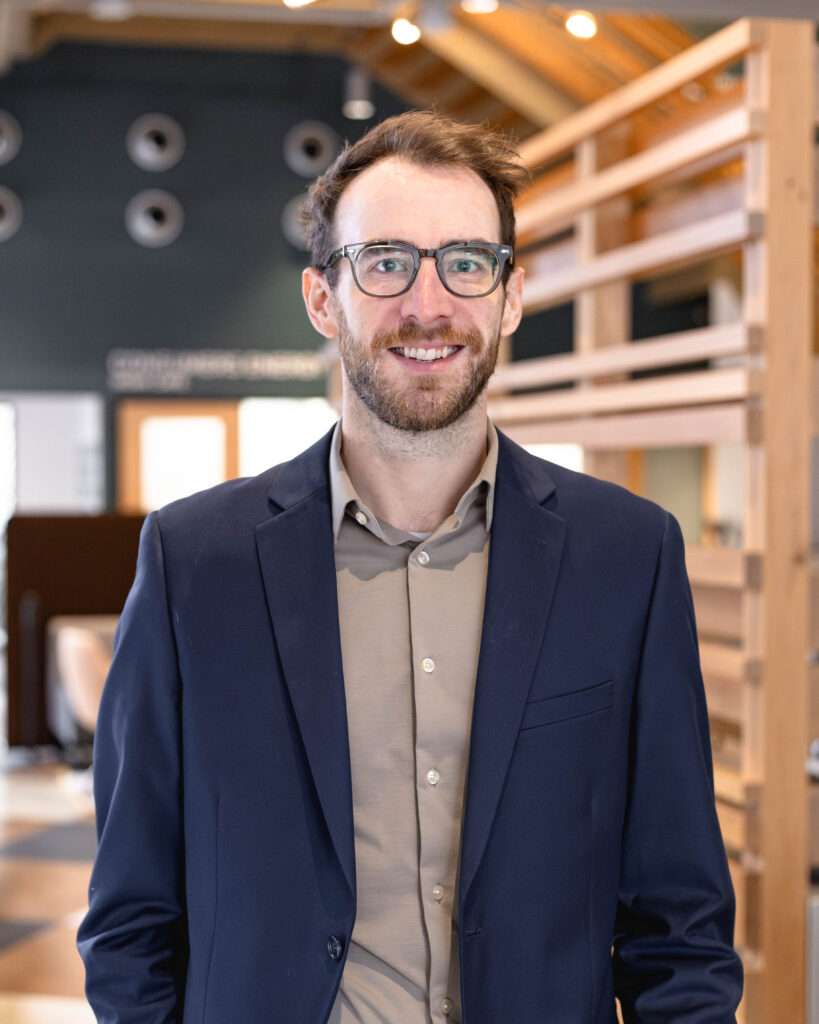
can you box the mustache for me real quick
[372,322,481,349]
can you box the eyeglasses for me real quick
[318,240,514,298]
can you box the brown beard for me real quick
[337,312,502,433]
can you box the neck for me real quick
[339,391,489,534]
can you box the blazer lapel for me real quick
[457,431,566,909]
[252,424,567,913]
[255,426,356,898]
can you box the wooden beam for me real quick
[566,0,818,17]
[488,366,757,423]
[517,19,764,170]
[686,544,761,589]
[573,129,633,489]
[701,639,760,684]
[523,209,762,314]
[345,27,401,66]
[742,22,815,1024]
[693,583,744,643]
[412,68,478,111]
[815,43,819,126]
[491,323,758,394]
[729,855,748,953]
[716,800,748,851]
[419,22,577,126]
[32,10,345,54]
[632,176,744,240]
[517,106,764,243]
[517,129,762,247]
[714,764,755,806]
[493,401,750,449]
[631,84,746,151]
[704,669,743,727]
[542,9,657,84]
[601,12,695,64]
[465,7,621,104]
[470,5,622,100]
[344,32,481,117]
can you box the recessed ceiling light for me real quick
[282,0,317,7]
[391,17,422,44]
[565,9,597,39]
[461,0,499,12]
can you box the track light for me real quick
[343,66,375,121]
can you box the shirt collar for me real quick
[329,416,498,543]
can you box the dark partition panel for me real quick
[5,514,145,747]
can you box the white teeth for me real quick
[396,346,458,361]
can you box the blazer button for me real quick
[327,935,344,961]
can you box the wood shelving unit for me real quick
[494,19,817,1023]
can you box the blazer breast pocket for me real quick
[519,678,614,732]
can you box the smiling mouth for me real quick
[387,345,465,364]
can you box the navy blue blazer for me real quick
[77,423,743,1023]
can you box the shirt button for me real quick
[432,884,444,902]
[426,768,440,786]
[421,657,435,673]
[327,935,344,960]
[354,510,368,526]
[416,549,430,565]
[441,996,453,1014]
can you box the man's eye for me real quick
[448,258,481,274]
[374,258,407,273]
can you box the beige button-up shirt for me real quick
[326,417,498,1024]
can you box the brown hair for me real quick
[300,109,530,286]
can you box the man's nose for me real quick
[398,256,455,322]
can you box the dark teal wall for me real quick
[0,42,409,394]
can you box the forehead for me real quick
[333,156,501,246]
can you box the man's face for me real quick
[303,156,524,433]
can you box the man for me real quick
[78,111,743,1023]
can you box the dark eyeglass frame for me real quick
[318,239,514,298]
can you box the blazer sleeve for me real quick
[76,511,188,1023]
[612,510,744,1022]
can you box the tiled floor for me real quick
[0,754,96,1024]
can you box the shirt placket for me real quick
[408,514,463,1024]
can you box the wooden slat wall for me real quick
[500,19,816,1024]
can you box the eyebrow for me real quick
[441,237,494,247]
[363,237,497,247]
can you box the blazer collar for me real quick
[265,419,557,517]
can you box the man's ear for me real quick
[500,264,525,338]
[302,266,340,340]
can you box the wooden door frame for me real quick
[116,398,239,513]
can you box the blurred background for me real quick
[0,1,817,1020]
